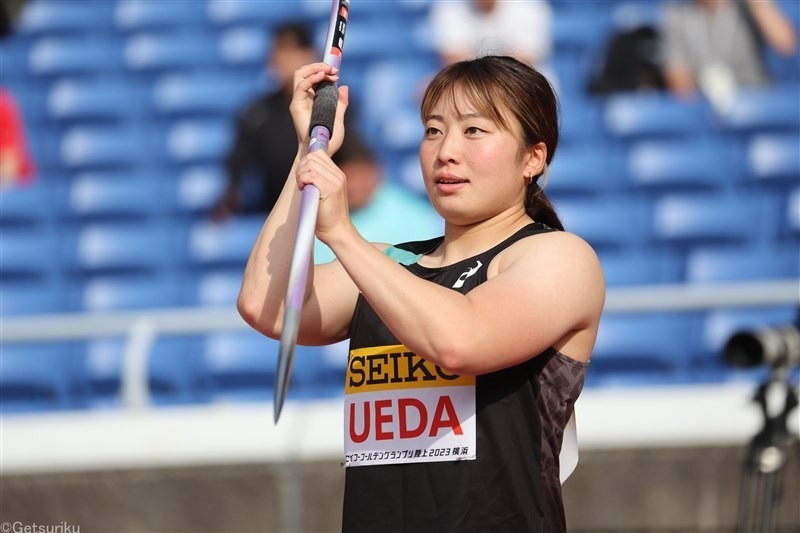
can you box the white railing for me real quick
[1,279,798,408]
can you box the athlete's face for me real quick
[419,91,539,225]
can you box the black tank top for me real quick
[343,223,589,533]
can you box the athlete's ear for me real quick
[523,142,547,179]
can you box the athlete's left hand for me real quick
[295,149,354,244]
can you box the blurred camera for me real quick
[724,325,800,368]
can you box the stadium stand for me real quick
[0,0,797,411]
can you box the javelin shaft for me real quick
[275,0,350,423]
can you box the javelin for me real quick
[275,0,350,423]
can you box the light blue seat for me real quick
[176,166,227,213]
[0,226,57,278]
[547,142,622,194]
[124,32,221,71]
[18,1,113,35]
[627,138,737,189]
[66,223,176,272]
[166,119,233,163]
[604,92,710,138]
[653,193,763,244]
[82,336,203,407]
[747,132,800,183]
[218,26,269,66]
[207,0,297,26]
[152,72,258,115]
[719,85,800,132]
[115,0,208,31]
[0,184,53,224]
[65,173,166,219]
[195,269,243,307]
[598,250,682,286]
[686,245,799,283]
[78,273,184,312]
[0,281,65,316]
[558,96,604,144]
[789,188,800,234]
[29,37,123,76]
[48,78,144,121]
[553,8,613,53]
[187,216,263,266]
[557,197,650,249]
[203,330,278,402]
[0,343,77,413]
[60,126,149,168]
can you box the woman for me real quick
[238,55,605,532]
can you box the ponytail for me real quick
[525,182,564,231]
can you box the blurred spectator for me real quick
[661,0,797,106]
[313,133,442,264]
[0,87,35,187]
[588,25,666,95]
[211,22,317,220]
[428,0,552,67]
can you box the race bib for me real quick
[344,344,477,467]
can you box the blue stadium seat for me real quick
[0,281,65,316]
[558,95,604,144]
[65,222,177,272]
[82,336,203,407]
[627,138,737,190]
[698,306,798,364]
[547,142,623,194]
[48,78,145,121]
[152,72,259,116]
[176,166,227,213]
[78,273,184,312]
[60,126,151,168]
[686,245,799,284]
[218,26,270,66]
[18,1,114,35]
[653,193,764,244]
[598,250,683,286]
[166,119,233,163]
[195,269,243,307]
[553,8,612,54]
[719,85,800,132]
[124,32,222,71]
[203,330,278,402]
[187,216,263,266]
[590,313,694,376]
[114,0,208,31]
[0,226,57,278]
[0,343,78,413]
[747,132,800,183]
[28,37,124,76]
[789,188,800,234]
[65,173,167,219]
[557,197,650,249]
[207,0,297,26]
[0,38,31,79]
[0,184,53,225]
[604,92,711,138]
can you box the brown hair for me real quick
[420,55,563,230]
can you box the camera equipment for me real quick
[724,323,799,533]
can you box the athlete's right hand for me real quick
[289,62,349,156]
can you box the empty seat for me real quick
[65,222,177,272]
[115,0,208,31]
[203,330,278,402]
[0,281,65,316]
[124,32,221,71]
[60,126,150,168]
[153,72,258,115]
[187,215,263,266]
[29,37,123,76]
[719,85,800,132]
[207,0,297,26]
[79,273,184,311]
[48,78,145,121]
[747,132,800,183]
[653,193,763,244]
[0,226,57,278]
[604,92,710,138]
[598,250,682,286]
[195,269,243,307]
[553,8,612,53]
[66,173,167,219]
[0,343,77,413]
[177,166,227,213]
[547,142,622,194]
[686,245,799,283]
[557,197,650,249]
[218,26,269,66]
[18,1,113,35]
[554,95,604,144]
[789,188,800,234]
[0,184,53,225]
[166,119,232,163]
[627,138,737,189]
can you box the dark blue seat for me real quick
[604,92,710,139]
[789,188,800,234]
[553,8,612,54]
[0,226,57,278]
[0,281,65,316]
[114,0,209,31]
[48,78,145,121]
[547,142,623,194]
[0,184,53,225]
[0,343,78,413]
[28,37,123,76]
[187,216,263,266]
[652,193,765,245]
[627,138,737,190]
[557,197,650,249]
[719,85,800,132]
[18,1,114,35]
[598,250,683,286]
[746,132,800,183]
[152,72,259,116]
[207,0,297,26]
[686,245,799,284]
[166,119,233,163]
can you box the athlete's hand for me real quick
[295,149,354,245]
[289,62,349,156]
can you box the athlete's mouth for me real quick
[434,174,468,185]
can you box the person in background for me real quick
[211,22,317,220]
[661,0,796,102]
[313,132,441,264]
[428,0,553,68]
[0,86,35,187]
